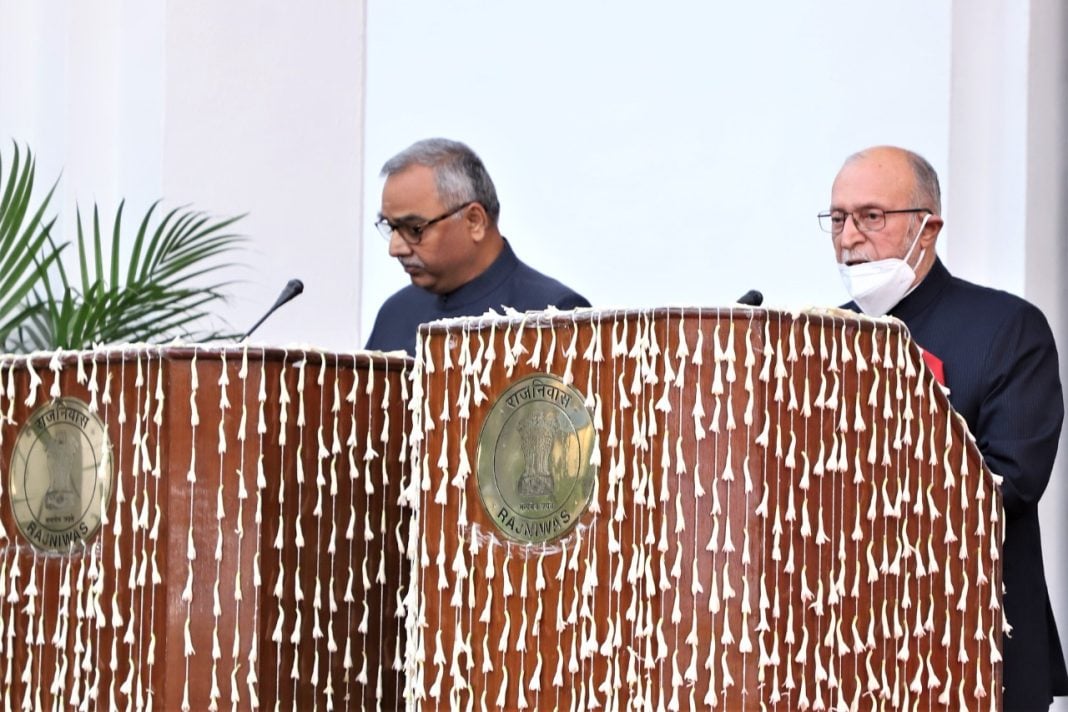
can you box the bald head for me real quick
[839,146,942,215]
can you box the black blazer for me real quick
[365,239,590,357]
[853,258,1068,709]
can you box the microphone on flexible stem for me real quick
[736,289,764,307]
[242,279,304,340]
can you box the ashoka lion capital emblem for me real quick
[516,410,565,496]
[8,397,114,553]
[477,373,597,544]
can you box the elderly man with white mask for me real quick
[821,145,1068,710]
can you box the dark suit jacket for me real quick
[852,258,1068,709]
[365,239,590,357]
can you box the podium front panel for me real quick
[0,346,411,710]
[405,308,1003,710]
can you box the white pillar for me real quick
[162,2,366,348]
[1025,1,1068,692]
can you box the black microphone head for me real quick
[242,278,306,340]
[737,289,764,307]
[271,278,304,308]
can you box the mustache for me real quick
[398,257,425,270]
[839,248,873,264]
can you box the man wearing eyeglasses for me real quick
[365,138,590,356]
[822,145,1068,710]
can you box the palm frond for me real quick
[2,143,246,353]
[40,201,247,348]
[0,143,66,350]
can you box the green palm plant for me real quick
[1,143,246,353]
[0,144,65,348]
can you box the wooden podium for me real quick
[404,307,1004,710]
[0,346,412,710]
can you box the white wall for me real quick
[161,2,365,349]
[360,1,952,340]
[0,3,166,239]
[0,0,364,350]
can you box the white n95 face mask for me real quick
[838,214,929,317]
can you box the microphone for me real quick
[736,289,764,307]
[242,279,304,340]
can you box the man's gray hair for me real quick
[903,150,942,215]
[381,138,501,224]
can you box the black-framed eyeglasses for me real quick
[374,201,474,245]
[817,207,931,235]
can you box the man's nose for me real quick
[387,230,412,257]
[837,214,866,248]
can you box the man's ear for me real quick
[464,202,490,242]
[920,214,943,248]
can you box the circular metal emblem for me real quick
[476,372,597,544]
[8,397,114,553]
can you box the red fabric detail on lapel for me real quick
[920,349,945,386]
